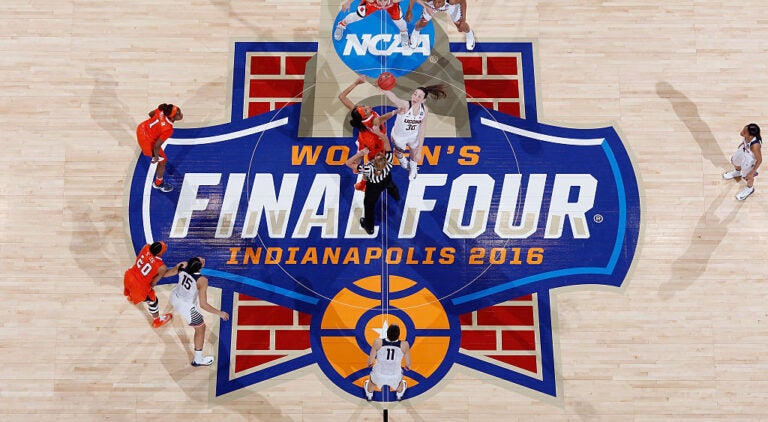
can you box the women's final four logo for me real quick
[332,3,435,77]
[127,39,641,401]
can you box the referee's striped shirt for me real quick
[357,151,394,184]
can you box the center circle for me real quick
[311,275,459,401]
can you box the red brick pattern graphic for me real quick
[459,294,540,375]
[246,53,314,119]
[233,293,311,374]
[456,53,524,118]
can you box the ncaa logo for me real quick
[332,9,434,78]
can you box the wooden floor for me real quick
[3,0,768,420]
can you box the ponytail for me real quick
[747,123,762,142]
[417,84,448,100]
[349,107,369,132]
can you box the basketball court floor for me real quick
[2,1,768,420]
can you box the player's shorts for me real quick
[421,2,461,23]
[731,147,757,177]
[357,131,385,160]
[370,368,403,389]
[392,133,419,152]
[136,126,167,160]
[123,271,157,305]
[357,0,403,20]
[170,295,206,327]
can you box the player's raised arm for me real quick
[338,75,367,111]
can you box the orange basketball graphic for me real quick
[314,275,457,401]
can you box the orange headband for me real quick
[158,241,168,256]
[169,105,178,119]
[355,106,365,117]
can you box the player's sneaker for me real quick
[399,157,409,169]
[396,379,407,401]
[723,170,741,180]
[465,30,475,51]
[409,31,420,49]
[152,313,172,328]
[191,356,215,367]
[409,163,418,180]
[400,31,409,48]
[355,179,367,192]
[360,218,374,235]
[736,186,754,201]
[363,380,373,401]
[152,181,174,192]
[334,23,345,41]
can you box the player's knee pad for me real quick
[146,297,159,313]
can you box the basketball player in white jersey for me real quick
[406,0,475,50]
[381,84,447,179]
[723,123,763,200]
[170,257,230,367]
[364,324,412,401]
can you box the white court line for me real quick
[166,117,289,145]
[142,118,290,244]
[480,117,605,146]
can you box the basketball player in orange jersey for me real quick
[136,103,183,192]
[339,75,401,191]
[334,0,410,48]
[406,0,475,50]
[123,241,182,328]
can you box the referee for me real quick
[345,127,401,235]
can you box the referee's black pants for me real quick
[361,174,400,232]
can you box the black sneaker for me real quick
[360,218,374,235]
[152,182,174,192]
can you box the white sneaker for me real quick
[409,163,418,180]
[334,24,345,41]
[400,31,409,48]
[409,31,420,49]
[723,169,741,180]
[396,379,407,401]
[736,186,754,201]
[363,380,373,401]
[191,356,214,367]
[465,29,475,50]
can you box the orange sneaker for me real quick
[152,313,172,328]
[355,180,367,191]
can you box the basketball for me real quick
[377,72,397,90]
